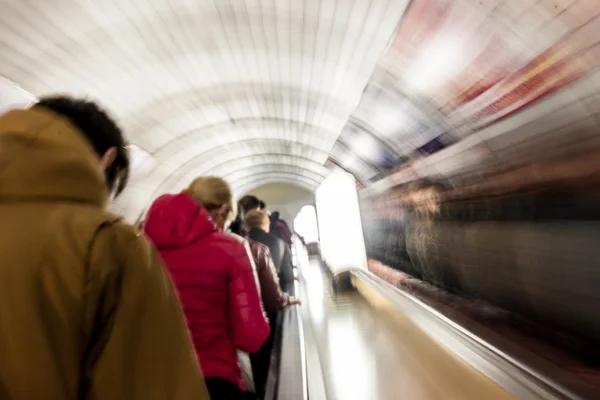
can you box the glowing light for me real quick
[372,101,410,136]
[294,205,319,243]
[348,132,381,163]
[406,37,466,94]
[315,171,368,274]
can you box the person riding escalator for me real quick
[144,177,270,400]
[246,210,295,290]
[269,211,293,246]
[244,210,300,399]
[244,234,300,399]
[0,97,209,400]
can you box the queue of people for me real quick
[0,96,299,400]
[227,194,299,398]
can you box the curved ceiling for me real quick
[0,0,412,221]
[2,0,600,222]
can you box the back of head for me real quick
[245,210,270,232]
[186,176,232,208]
[34,96,130,196]
[258,200,266,210]
[144,176,233,248]
[0,95,128,206]
[185,176,235,222]
[238,195,261,216]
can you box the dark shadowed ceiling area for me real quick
[1,0,599,221]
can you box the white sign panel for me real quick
[294,205,319,243]
[315,171,368,274]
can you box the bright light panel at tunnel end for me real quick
[294,205,319,244]
[315,171,368,274]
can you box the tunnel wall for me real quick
[403,220,600,342]
[360,184,600,343]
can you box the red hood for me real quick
[144,193,217,249]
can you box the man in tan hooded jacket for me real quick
[0,97,209,399]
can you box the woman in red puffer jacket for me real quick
[144,176,270,400]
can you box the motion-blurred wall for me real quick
[361,181,600,343]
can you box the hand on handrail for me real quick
[287,296,301,306]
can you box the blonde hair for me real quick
[184,176,235,219]
[245,210,270,230]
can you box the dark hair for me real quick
[258,200,266,210]
[238,195,261,215]
[34,96,130,196]
[228,213,245,236]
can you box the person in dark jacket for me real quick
[245,210,295,291]
[269,211,293,246]
[228,212,245,236]
[144,176,270,400]
[245,237,300,399]
[243,209,300,399]
[229,195,262,236]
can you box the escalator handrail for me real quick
[350,268,585,400]
[264,310,283,400]
[264,244,309,400]
[294,280,309,400]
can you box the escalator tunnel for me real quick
[2,1,600,399]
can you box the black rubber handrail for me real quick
[264,247,308,400]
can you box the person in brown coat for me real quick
[0,97,209,400]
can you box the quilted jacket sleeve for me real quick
[228,241,270,353]
[252,242,289,314]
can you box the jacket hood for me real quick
[0,108,108,207]
[144,193,218,249]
